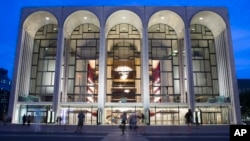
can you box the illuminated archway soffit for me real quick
[23,11,58,37]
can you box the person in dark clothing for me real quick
[121,112,127,135]
[27,115,31,126]
[57,116,62,125]
[185,109,193,133]
[195,111,199,126]
[141,113,145,125]
[75,111,85,133]
[185,109,193,125]
[22,114,27,126]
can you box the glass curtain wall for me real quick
[190,24,219,103]
[148,24,181,103]
[66,24,99,103]
[60,107,98,125]
[29,24,58,102]
[106,24,141,103]
[196,106,229,124]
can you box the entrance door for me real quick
[202,112,221,124]
[105,107,143,125]
[152,111,179,125]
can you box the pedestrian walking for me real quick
[129,113,138,134]
[195,111,199,127]
[57,116,62,125]
[185,109,193,133]
[27,115,31,126]
[75,111,85,133]
[120,112,127,135]
[141,113,145,125]
[22,114,27,126]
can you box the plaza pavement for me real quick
[0,123,230,141]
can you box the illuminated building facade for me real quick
[9,6,241,125]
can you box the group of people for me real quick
[120,112,145,135]
[21,111,42,132]
[20,109,198,134]
[19,111,85,133]
[22,114,31,126]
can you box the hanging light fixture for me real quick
[114,66,132,80]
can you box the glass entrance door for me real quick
[105,107,144,125]
[202,112,222,124]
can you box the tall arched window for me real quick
[190,24,219,103]
[106,23,141,103]
[29,24,58,102]
[148,23,181,103]
[66,24,100,103]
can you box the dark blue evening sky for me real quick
[0,0,250,79]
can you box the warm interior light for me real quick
[120,74,128,80]
[114,66,132,80]
[115,66,132,72]
[124,89,130,93]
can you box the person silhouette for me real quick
[185,109,193,133]
[121,112,127,135]
[75,111,85,133]
[22,114,27,126]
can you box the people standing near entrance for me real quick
[185,109,193,133]
[56,116,62,125]
[195,111,199,127]
[27,115,31,126]
[75,111,85,133]
[121,112,127,135]
[141,113,145,125]
[129,113,138,134]
[22,114,27,126]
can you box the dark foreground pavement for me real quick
[142,132,229,141]
[0,123,230,141]
[0,132,106,141]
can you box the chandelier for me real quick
[114,66,132,80]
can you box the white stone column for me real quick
[184,27,195,111]
[8,29,26,123]
[97,25,106,124]
[142,25,150,110]
[53,25,64,118]
[222,30,241,124]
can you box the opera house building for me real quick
[8,6,241,125]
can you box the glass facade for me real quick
[65,24,99,103]
[106,24,141,103]
[148,23,181,103]
[29,24,58,102]
[190,24,219,103]
[9,7,241,125]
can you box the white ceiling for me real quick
[23,9,226,39]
